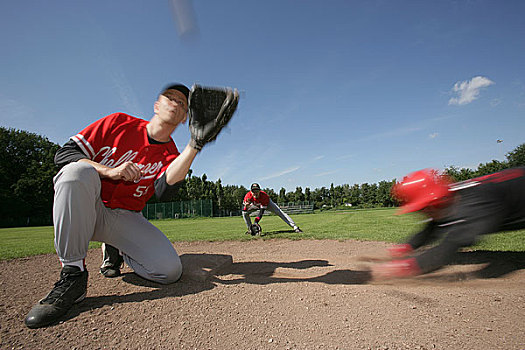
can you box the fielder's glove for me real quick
[188,84,239,151]
[250,223,262,236]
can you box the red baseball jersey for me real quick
[243,191,270,207]
[71,113,179,211]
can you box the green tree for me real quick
[294,186,304,202]
[264,187,278,202]
[506,143,525,167]
[444,166,476,182]
[304,187,311,202]
[376,180,395,207]
[278,187,287,203]
[0,127,60,226]
[474,160,508,177]
[348,184,360,206]
[360,183,375,206]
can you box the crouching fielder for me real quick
[242,183,303,234]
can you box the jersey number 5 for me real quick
[134,185,150,197]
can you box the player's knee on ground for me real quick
[150,256,183,285]
[159,262,183,285]
[126,253,182,285]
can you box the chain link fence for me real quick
[142,200,314,220]
[142,199,215,220]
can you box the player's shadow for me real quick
[62,253,371,324]
[453,250,525,278]
[419,250,525,282]
[260,229,296,237]
[210,258,370,285]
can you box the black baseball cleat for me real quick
[100,265,121,278]
[100,243,124,278]
[25,265,88,329]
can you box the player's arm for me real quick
[405,220,441,249]
[55,139,142,182]
[153,172,184,201]
[164,143,199,185]
[361,220,437,263]
[54,139,89,167]
[242,193,253,211]
[78,159,142,182]
[414,204,503,274]
[254,193,270,223]
[254,207,266,223]
[379,220,438,259]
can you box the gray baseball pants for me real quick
[242,200,296,229]
[53,162,182,284]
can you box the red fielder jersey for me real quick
[243,191,270,207]
[71,113,179,211]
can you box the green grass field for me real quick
[1,208,524,260]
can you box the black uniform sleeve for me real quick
[406,220,443,249]
[154,172,184,201]
[54,139,89,167]
[414,189,506,274]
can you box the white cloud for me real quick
[260,166,300,181]
[429,132,439,139]
[448,76,494,106]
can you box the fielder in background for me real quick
[242,183,303,235]
[371,167,525,280]
[25,83,238,328]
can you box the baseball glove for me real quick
[250,223,262,236]
[188,84,239,151]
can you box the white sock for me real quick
[61,259,85,271]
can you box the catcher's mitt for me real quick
[250,223,262,236]
[188,84,239,151]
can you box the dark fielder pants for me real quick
[53,162,182,284]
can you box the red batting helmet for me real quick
[392,169,452,214]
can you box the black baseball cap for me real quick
[251,183,261,191]
[161,83,190,99]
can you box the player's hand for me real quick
[106,162,142,182]
[370,258,421,281]
[388,244,413,258]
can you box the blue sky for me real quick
[1,0,524,192]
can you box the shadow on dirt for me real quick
[453,250,525,278]
[260,229,296,237]
[63,250,524,323]
[417,250,525,283]
[63,253,369,322]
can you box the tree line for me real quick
[1,126,524,226]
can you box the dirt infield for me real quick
[2,239,524,349]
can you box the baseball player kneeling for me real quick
[24,83,239,329]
